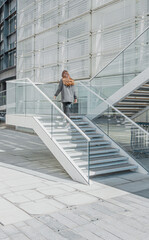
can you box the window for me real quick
[9,0,16,14]
[8,33,16,50]
[8,50,16,67]
[0,41,4,54]
[9,15,16,34]
[0,25,4,41]
[0,6,4,23]
[0,55,3,70]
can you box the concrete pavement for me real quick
[0,127,149,239]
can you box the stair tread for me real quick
[62,142,110,148]
[90,164,137,176]
[86,160,129,169]
[116,102,148,106]
[69,148,119,157]
[116,107,143,110]
[78,156,128,166]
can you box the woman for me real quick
[54,70,77,119]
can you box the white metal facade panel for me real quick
[17,0,149,82]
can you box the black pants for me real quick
[63,102,71,118]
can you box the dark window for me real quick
[8,50,16,67]
[9,0,16,14]
[9,15,16,34]
[8,33,16,50]
[0,25,4,41]
[0,55,3,70]
[0,6,4,23]
[0,41,4,54]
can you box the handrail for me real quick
[79,81,149,137]
[90,25,149,82]
[8,78,91,142]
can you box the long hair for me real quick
[62,70,74,86]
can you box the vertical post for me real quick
[87,140,90,184]
[122,52,124,86]
[24,80,26,116]
[51,104,53,138]
[107,106,110,136]
[15,82,16,114]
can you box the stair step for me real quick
[140,85,149,90]
[55,135,103,141]
[116,107,143,111]
[71,119,85,122]
[57,138,105,144]
[133,91,149,94]
[73,151,121,160]
[58,139,108,145]
[52,131,98,136]
[70,116,83,119]
[89,164,138,176]
[69,148,119,158]
[46,127,96,133]
[66,144,111,151]
[53,132,102,138]
[77,156,128,166]
[131,95,149,99]
[61,141,110,149]
[116,102,148,106]
[75,122,89,126]
[43,122,65,127]
[37,116,63,119]
[82,160,129,169]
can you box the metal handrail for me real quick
[90,25,149,82]
[8,78,91,142]
[79,81,149,137]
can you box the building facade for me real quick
[17,0,149,83]
[0,0,16,91]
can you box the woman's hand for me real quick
[54,96,56,100]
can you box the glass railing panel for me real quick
[0,90,6,124]
[123,29,149,82]
[6,78,90,182]
[51,106,89,178]
[7,81,17,115]
[90,26,149,99]
[134,109,149,124]
[91,54,124,99]
[133,108,149,133]
[38,82,61,108]
[0,90,6,106]
[76,81,149,171]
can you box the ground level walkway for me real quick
[0,127,149,239]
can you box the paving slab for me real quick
[55,192,98,206]
[88,186,127,199]
[0,128,149,239]
[0,198,31,225]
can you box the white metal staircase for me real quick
[6,78,147,184]
[38,115,138,177]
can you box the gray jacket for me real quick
[55,79,77,103]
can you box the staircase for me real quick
[6,73,148,184]
[36,115,138,178]
[114,81,149,118]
